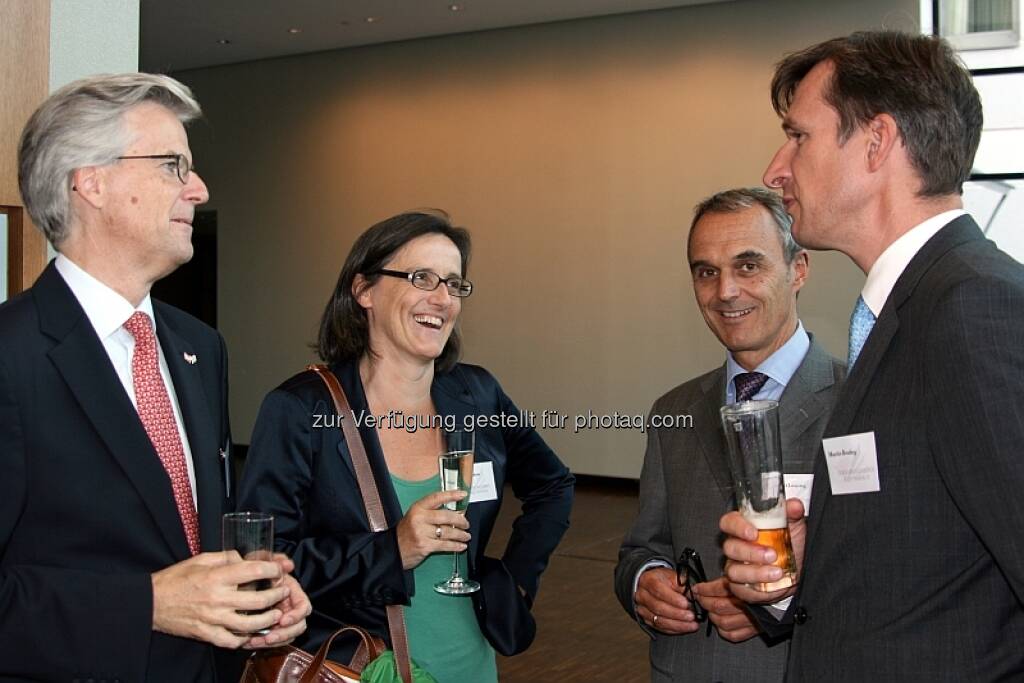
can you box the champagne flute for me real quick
[434,429,479,595]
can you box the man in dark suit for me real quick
[721,32,1024,680]
[615,188,844,681]
[0,73,310,681]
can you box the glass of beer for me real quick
[222,511,275,634]
[720,400,797,591]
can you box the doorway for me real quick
[151,209,218,327]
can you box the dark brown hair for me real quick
[317,210,471,372]
[771,31,982,197]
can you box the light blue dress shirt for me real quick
[725,321,810,404]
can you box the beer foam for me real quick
[741,501,786,529]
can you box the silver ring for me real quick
[435,525,443,539]
[652,614,659,625]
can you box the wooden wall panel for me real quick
[0,0,50,293]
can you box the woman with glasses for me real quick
[237,210,574,682]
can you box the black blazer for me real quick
[238,360,574,657]
[765,217,1024,680]
[0,262,235,682]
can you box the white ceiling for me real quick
[141,0,736,72]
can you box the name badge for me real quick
[784,474,813,515]
[822,431,881,495]
[468,461,498,503]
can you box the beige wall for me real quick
[178,0,916,478]
[1,0,49,295]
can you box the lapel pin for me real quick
[183,352,197,365]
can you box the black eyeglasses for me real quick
[116,153,193,184]
[372,269,473,298]
[677,547,712,637]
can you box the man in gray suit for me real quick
[615,187,844,681]
[721,32,1024,680]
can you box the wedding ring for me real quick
[435,525,443,539]
[652,614,659,625]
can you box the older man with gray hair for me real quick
[0,73,309,681]
[615,187,844,681]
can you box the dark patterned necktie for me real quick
[734,371,769,402]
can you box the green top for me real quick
[390,473,498,683]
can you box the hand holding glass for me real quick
[720,400,797,591]
[222,511,275,634]
[434,429,479,595]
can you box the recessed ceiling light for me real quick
[449,4,464,10]
[364,16,378,23]
[287,27,302,34]
[216,38,232,45]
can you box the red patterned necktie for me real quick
[123,311,200,556]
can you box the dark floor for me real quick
[486,477,650,682]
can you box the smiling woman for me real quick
[237,210,574,683]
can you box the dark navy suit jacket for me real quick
[238,359,574,658]
[0,262,236,682]
[763,216,1024,681]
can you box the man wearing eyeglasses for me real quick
[0,74,310,681]
[615,188,844,681]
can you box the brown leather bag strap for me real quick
[385,604,413,681]
[308,364,388,530]
[307,364,414,683]
[298,625,375,683]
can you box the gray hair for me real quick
[688,187,802,263]
[18,73,201,246]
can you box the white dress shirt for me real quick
[54,254,198,504]
[860,210,967,316]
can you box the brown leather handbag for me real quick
[240,625,385,683]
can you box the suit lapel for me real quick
[777,337,838,471]
[154,307,222,552]
[36,265,190,558]
[804,293,899,547]
[825,215,981,442]
[697,338,840,509]
[806,216,983,547]
[694,368,733,501]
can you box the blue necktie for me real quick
[848,296,877,367]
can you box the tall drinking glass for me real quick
[222,511,275,634]
[434,428,479,595]
[719,400,797,591]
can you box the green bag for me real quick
[361,651,439,683]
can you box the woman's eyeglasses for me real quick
[372,269,473,298]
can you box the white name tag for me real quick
[468,461,498,503]
[822,431,881,495]
[784,474,814,515]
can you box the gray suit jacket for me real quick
[615,336,844,682]
[767,217,1024,681]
